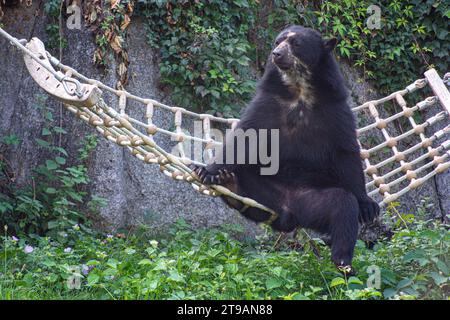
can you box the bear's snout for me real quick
[272,45,292,70]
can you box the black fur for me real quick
[1,0,20,7]
[193,26,380,273]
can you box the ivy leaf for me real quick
[86,260,100,266]
[236,56,250,66]
[436,29,448,40]
[348,276,363,285]
[138,259,153,266]
[46,160,58,170]
[54,157,66,165]
[430,272,448,286]
[383,288,397,299]
[435,259,449,274]
[45,187,57,194]
[396,278,413,289]
[168,270,185,283]
[54,147,68,157]
[35,138,50,148]
[210,90,220,99]
[41,128,51,136]
[53,127,67,134]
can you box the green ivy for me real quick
[134,0,448,116]
[137,0,258,117]
[306,0,450,92]
[4,1,450,116]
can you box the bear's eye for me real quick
[274,37,286,46]
[292,38,302,47]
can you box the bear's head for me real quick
[271,25,337,83]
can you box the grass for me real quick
[1,218,449,300]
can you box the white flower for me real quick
[24,245,34,254]
[64,247,72,253]
[149,240,158,248]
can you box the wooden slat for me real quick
[424,68,450,118]
[23,38,102,108]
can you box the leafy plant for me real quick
[302,0,449,91]
[0,95,105,242]
[1,214,448,300]
[138,0,258,117]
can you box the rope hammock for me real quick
[1,27,449,220]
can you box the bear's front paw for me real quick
[358,197,380,224]
[191,165,235,185]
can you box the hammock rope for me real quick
[1,27,449,220]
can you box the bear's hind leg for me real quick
[289,187,359,274]
[328,189,359,274]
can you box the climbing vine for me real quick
[306,0,450,92]
[137,0,259,117]
[43,0,68,50]
[135,0,450,115]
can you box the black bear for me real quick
[193,25,380,274]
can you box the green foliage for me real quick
[5,1,449,115]
[240,0,450,93]
[1,216,448,300]
[306,0,450,91]
[0,95,104,242]
[134,0,448,117]
[138,0,258,117]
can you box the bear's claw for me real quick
[190,165,235,186]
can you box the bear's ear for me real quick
[324,38,338,52]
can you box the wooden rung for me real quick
[424,68,450,118]
[23,37,102,108]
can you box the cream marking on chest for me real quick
[273,31,315,114]
[283,70,314,109]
